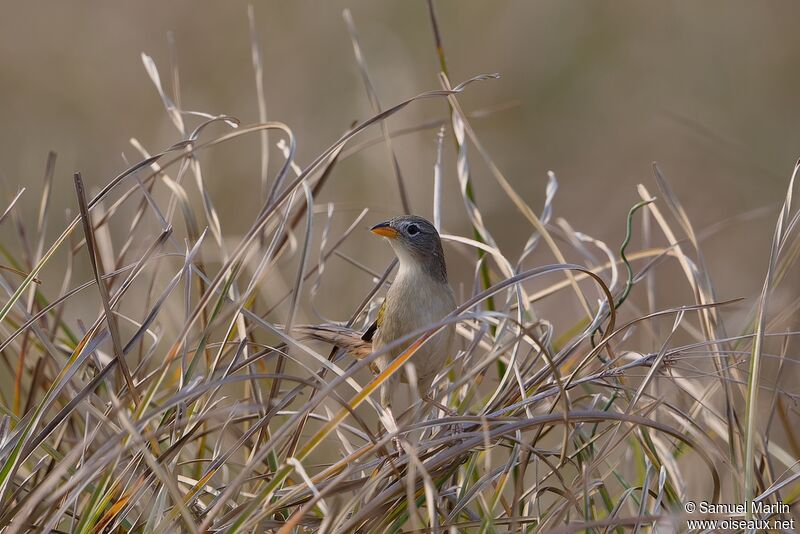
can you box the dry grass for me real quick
[1,4,799,533]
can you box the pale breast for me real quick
[373,267,456,386]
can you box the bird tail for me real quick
[293,324,373,360]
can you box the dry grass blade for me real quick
[744,160,798,507]
[34,152,57,262]
[0,330,109,509]
[0,188,25,226]
[73,173,141,408]
[343,8,411,214]
[425,0,499,335]
[440,73,593,321]
[247,4,270,198]
[432,126,445,231]
[0,266,41,285]
[141,52,184,134]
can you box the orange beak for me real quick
[370,221,399,238]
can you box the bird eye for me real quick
[407,224,419,235]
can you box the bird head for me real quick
[370,215,448,282]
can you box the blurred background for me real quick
[1,0,798,326]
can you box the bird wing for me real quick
[361,300,385,342]
[361,320,378,342]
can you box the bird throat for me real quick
[392,243,447,284]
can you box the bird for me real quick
[296,215,456,411]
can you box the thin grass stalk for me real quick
[425,0,497,333]
[744,161,798,510]
[73,173,141,408]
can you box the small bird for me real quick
[298,215,456,411]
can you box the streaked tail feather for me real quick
[293,324,373,360]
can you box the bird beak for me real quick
[370,221,399,238]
